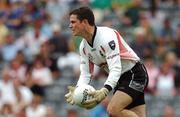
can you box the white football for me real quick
[73,84,95,107]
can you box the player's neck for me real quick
[83,26,95,45]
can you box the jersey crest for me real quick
[108,40,116,50]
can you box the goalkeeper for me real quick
[65,6,149,117]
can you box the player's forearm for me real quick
[77,74,91,86]
[104,69,121,91]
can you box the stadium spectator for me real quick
[0,68,16,108]
[0,11,9,47]
[67,109,78,117]
[8,57,27,83]
[131,27,154,59]
[39,42,60,80]
[1,34,20,63]
[155,52,177,98]
[49,23,69,56]
[26,85,48,117]
[174,24,180,58]
[144,56,159,95]
[12,78,33,116]
[164,105,175,117]
[0,103,14,117]
[31,55,53,86]
[16,19,49,61]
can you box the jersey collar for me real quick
[87,26,97,47]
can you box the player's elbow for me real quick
[110,66,121,73]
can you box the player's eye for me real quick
[71,21,76,24]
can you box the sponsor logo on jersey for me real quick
[108,40,116,50]
[107,53,119,59]
[88,53,94,61]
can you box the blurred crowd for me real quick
[0,0,180,117]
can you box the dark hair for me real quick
[31,85,45,97]
[69,6,95,26]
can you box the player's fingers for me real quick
[66,96,73,103]
[70,100,75,105]
[65,92,71,98]
[84,98,96,105]
[68,86,74,91]
[88,90,96,96]
[66,99,71,103]
[84,102,97,109]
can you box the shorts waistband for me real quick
[122,61,142,76]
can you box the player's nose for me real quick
[69,24,72,28]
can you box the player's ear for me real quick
[82,19,89,25]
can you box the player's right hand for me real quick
[82,101,97,109]
[65,86,75,105]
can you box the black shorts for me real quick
[114,61,149,109]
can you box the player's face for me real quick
[69,14,84,36]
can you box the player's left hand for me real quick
[84,87,109,109]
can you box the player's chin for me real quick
[72,32,77,36]
[72,31,77,36]
[72,31,80,36]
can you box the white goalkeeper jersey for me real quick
[77,26,140,89]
